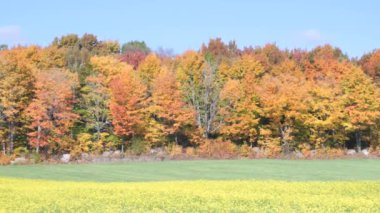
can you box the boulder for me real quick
[295,151,304,158]
[310,150,317,157]
[102,151,112,158]
[150,147,165,155]
[11,157,28,165]
[346,149,356,155]
[60,154,71,163]
[81,153,91,161]
[251,147,261,154]
[361,149,369,156]
[111,150,122,158]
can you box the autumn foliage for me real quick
[0,34,379,158]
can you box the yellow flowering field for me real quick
[0,178,379,212]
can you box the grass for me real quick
[0,159,379,182]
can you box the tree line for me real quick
[0,34,379,157]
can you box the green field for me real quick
[1,159,380,182]
[0,160,379,212]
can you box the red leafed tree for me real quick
[360,49,380,86]
[109,70,147,140]
[25,68,79,153]
[119,51,147,70]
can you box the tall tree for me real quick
[219,56,265,146]
[256,62,309,153]
[79,74,111,141]
[177,51,222,138]
[304,81,346,149]
[109,69,147,145]
[137,53,162,88]
[360,49,380,87]
[121,41,150,54]
[120,41,150,69]
[90,55,131,82]
[339,66,380,152]
[147,69,195,146]
[25,69,79,153]
[0,48,36,153]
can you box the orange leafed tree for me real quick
[25,68,79,153]
[219,56,264,146]
[147,69,195,146]
[360,49,380,86]
[109,70,147,141]
[0,47,38,153]
[256,61,309,153]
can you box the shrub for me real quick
[128,137,148,155]
[98,133,121,152]
[198,139,237,159]
[70,133,92,159]
[298,143,312,158]
[257,129,282,158]
[239,143,251,158]
[316,147,345,158]
[369,146,380,156]
[0,154,11,165]
[258,137,281,158]
[168,144,183,158]
[30,152,42,164]
[13,147,29,157]
[185,147,197,157]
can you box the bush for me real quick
[70,133,92,159]
[298,143,312,158]
[316,147,345,158]
[13,147,29,157]
[239,143,251,158]
[98,133,121,152]
[31,152,42,164]
[0,154,11,165]
[168,144,183,158]
[198,139,237,159]
[185,147,197,157]
[369,146,380,156]
[258,138,281,158]
[128,137,148,155]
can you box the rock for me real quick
[251,147,260,154]
[310,150,317,157]
[295,151,304,158]
[102,151,111,158]
[150,147,165,155]
[361,149,369,156]
[60,154,71,163]
[11,157,28,165]
[81,153,91,161]
[346,149,356,155]
[111,150,122,158]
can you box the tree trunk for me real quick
[280,125,290,154]
[175,134,178,145]
[2,143,5,155]
[96,124,101,142]
[37,125,41,153]
[8,123,15,153]
[355,131,362,153]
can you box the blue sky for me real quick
[1,0,379,57]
